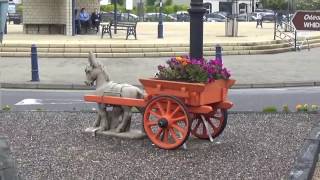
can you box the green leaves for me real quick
[185,65,208,83]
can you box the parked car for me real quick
[262,13,275,22]
[144,13,177,22]
[175,11,190,22]
[205,13,227,22]
[120,13,138,22]
[100,11,122,22]
[237,14,248,21]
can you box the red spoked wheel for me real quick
[143,96,191,150]
[191,108,228,140]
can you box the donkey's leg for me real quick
[116,106,132,133]
[93,103,102,127]
[98,104,110,131]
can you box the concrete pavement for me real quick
[1,23,320,58]
[0,47,320,89]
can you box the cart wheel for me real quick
[143,96,191,150]
[191,108,228,140]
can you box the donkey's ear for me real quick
[88,51,98,67]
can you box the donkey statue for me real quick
[85,52,144,133]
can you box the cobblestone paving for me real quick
[0,112,318,180]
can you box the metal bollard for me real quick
[31,44,40,81]
[4,20,7,34]
[215,45,222,60]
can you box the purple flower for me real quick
[156,56,231,83]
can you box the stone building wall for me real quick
[22,0,99,35]
[76,0,100,15]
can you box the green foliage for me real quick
[143,4,188,14]
[282,104,290,113]
[2,105,11,112]
[101,4,126,13]
[16,4,23,13]
[173,5,189,12]
[260,0,287,10]
[146,0,157,6]
[131,107,140,113]
[311,105,319,112]
[262,106,278,113]
[146,6,156,13]
[185,65,208,83]
[164,6,175,14]
[296,0,320,10]
[165,0,173,6]
[101,5,114,12]
[118,0,124,6]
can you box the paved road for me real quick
[1,48,320,85]
[1,87,319,112]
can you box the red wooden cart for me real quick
[84,78,236,150]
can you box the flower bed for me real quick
[156,56,231,83]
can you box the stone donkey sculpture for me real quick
[85,52,144,133]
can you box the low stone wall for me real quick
[23,24,65,34]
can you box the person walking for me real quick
[276,11,283,29]
[256,13,263,28]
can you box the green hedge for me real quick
[101,4,189,14]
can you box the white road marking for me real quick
[15,99,42,105]
[15,98,95,106]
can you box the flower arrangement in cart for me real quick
[156,56,231,83]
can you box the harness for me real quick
[103,81,133,97]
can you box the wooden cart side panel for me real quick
[140,78,236,106]
[140,78,206,93]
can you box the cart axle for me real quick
[158,119,169,128]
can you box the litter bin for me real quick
[225,17,238,37]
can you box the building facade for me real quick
[22,0,100,35]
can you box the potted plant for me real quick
[139,56,235,106]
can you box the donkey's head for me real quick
[84,52,110,86]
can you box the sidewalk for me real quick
[4,22,320,45]
[0,47,319,89]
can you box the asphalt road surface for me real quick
[1,87,319,112]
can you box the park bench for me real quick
[101,21,137,40]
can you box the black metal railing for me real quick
[274,17,297,50]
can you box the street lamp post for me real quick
[72,0,75,36]
[158,0,163,38]
[114,0,117,34]
[188,0,206,59]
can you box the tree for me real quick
[260,0,287,10]
[296,0,320,10]
[146,0,157,6]
[165,0,173,6]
